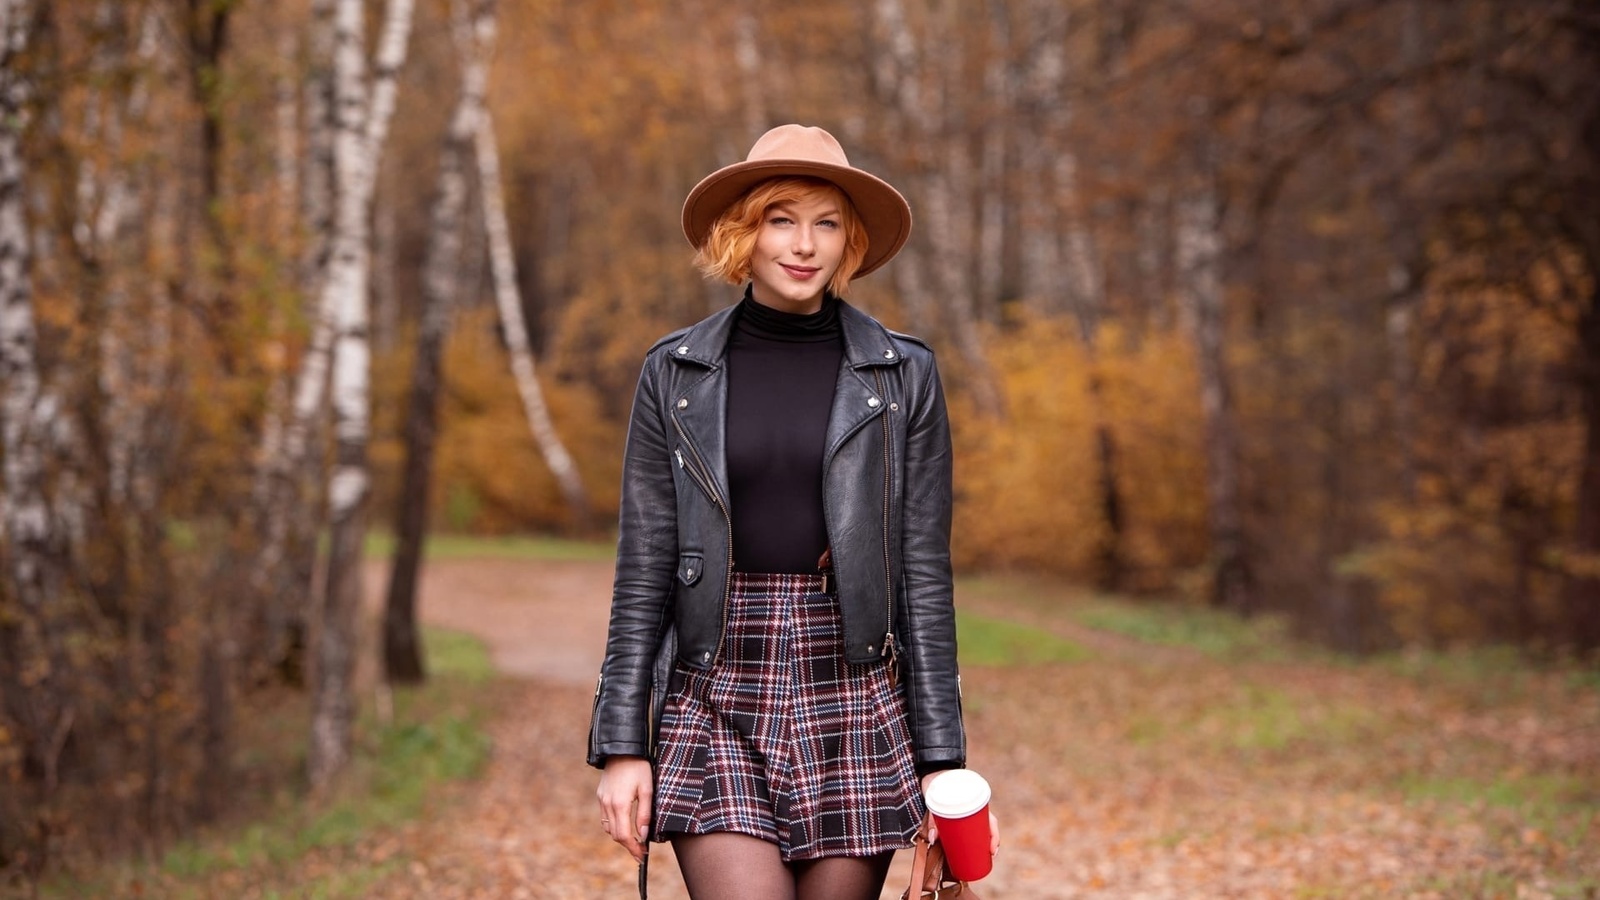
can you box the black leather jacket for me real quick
[587,300,965,774]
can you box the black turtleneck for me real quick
[725,290,843,574]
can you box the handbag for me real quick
[902,817,982,900]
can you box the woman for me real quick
[588,124,993,900]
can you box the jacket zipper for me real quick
[588,673,603,760]
[671,414,734,667]
[873,369,896,677]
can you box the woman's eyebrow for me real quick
[770,205,842,218]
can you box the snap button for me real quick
[867,643,876,653]
[702,651,711,661]
[884,350,895,359]
[677,345,690,355]
[890,402,899,411]
[867,397,881,408]
[677,398,688,409]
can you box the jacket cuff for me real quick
[587,741,649,770]
[914,759,963,778]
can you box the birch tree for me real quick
[254,0,336,687]
[472,45,591,529]
[0,0,70,795]
[308,0,415,793]
[384,0,491,684]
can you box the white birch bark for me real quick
[0,0,74,791]
[253,0,336,657]
[308,0,415,793]
[0,0,49,591]
[84,1,157,512]
[300,0,335,296]
[471,38,591,525]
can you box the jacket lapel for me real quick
[667,305,737,503]
[825,302,905,465]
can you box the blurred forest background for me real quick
[1,0,1597,883]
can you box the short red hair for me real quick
[695,177,870,297]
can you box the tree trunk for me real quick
[473,89,591,530]
[0,0,72,797]
[308,0,415,794]
[254,0,336,689]
[384,0,491,685]
[180,0,240,824]
[1176,173,1254,614]
[732,8,766,146]
[867,0,1004,417]
[1565,292,1600,651]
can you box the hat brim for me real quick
[681,160,912,279]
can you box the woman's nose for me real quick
[792,226,814,256]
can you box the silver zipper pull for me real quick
[675,449,685,468]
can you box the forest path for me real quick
[355,557,1599,899]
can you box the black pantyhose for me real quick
[668,833,896,900]
[791,852,896,900]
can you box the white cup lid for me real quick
[924,769,991,818]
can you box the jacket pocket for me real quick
[677,552,704,586]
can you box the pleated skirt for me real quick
[651,572,924,861]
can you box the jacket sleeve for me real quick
[899,353,966,773]
[587,354,678,768]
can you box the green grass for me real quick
[42,627,496,899]
[1399,771,1597,812]
[363,530,615,562]
[426,626,496,683]
[1123,681,1378,753]
[956,611,1091,666]
[1073,598,1308,662]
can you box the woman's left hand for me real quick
[920,772,1001,857]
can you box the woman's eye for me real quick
[768,216,793,226]
[818,219,840,229]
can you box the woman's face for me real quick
[748,191,846,314]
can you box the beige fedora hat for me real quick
[681,124,912,278]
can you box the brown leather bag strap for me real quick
[904,817,979,900]
[902,819,933,900]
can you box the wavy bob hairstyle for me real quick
[694,177,870,298]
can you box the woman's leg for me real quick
[670,833,796,900]
[792,851,896,900]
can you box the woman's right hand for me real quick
[597,755,654,862]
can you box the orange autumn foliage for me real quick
[952,315,1209,589]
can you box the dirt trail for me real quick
[357,557,1600,899]
[360,557,932,898]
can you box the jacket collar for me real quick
[669,295,904,370]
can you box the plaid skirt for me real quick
[652,572,924,861]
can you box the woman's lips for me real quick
[781,264,820,280]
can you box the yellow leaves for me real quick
[415,307,620,535]
[952,315,1207,585]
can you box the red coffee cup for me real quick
[924,769,993,881]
